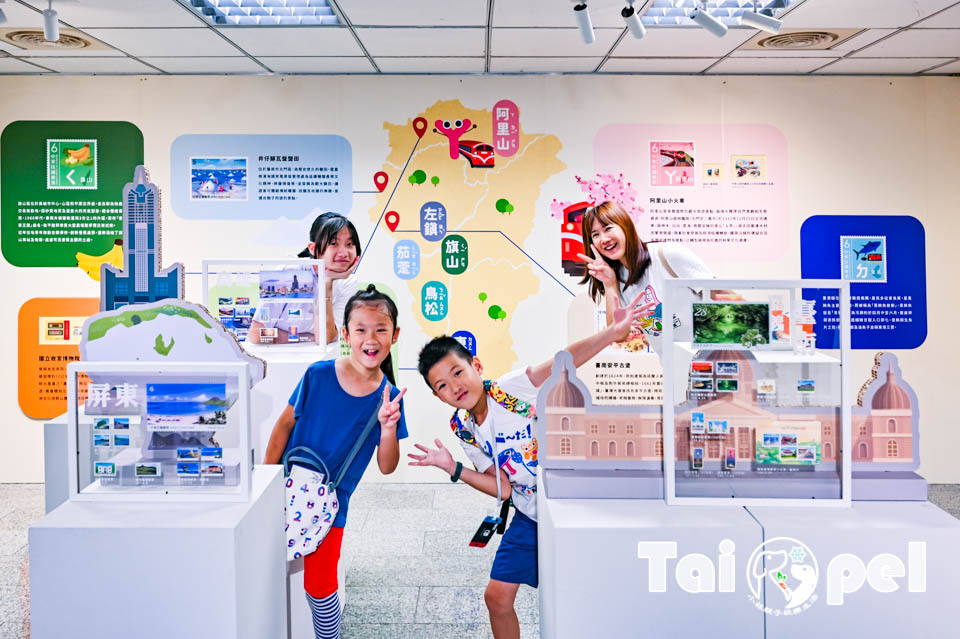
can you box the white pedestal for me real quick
[750,501,960,638]
[249,349,324,463]
[29,465,287,639]
[539,494,764,639]
[539,491,960,639]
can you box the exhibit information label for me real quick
[1,121,144,267]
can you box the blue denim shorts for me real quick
[490,509,538,588]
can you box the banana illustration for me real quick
[64,144,90,165]
[76,240,123,281]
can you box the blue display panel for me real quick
[801,215,926,349]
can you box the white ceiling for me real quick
[0,0,957,76]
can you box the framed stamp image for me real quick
[840,235,887,283]
[94,462,116,477]
[134,462,162,478]
[46,138,98,190]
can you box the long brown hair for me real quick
[578,201,650,303]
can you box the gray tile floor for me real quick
[3,483,960,639]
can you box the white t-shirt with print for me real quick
[617,242,713,356]
[457,368,540,522]
[324,274,359,359]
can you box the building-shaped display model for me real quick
[101,166,183,311]
[544,350,917,470]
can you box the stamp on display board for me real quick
[840,235,887,283]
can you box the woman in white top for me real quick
[578,200,715,355]
[249,212,359,355]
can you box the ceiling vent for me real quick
[759,31,838,49]
[739,28,862,51]
[0,27,111,51]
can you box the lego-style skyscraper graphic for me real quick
[101,166,183,311]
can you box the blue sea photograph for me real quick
[190,157,247,201]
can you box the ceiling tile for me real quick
[140,56,266,74]
[491,27,622,57]
[851,28,960,57]
[780,0,957,28]
[729,48,844,58]
[706,56,835,73]
[915,3,960,27]
[830,29,897,52]
[490,57,603,73]
[220,26,362,56]
[257,56,374,73]
[0,40,25,55]
[494,0,631,28]
[375,57,484,73]
[21,56,160,73]
[600,57,716,73]
[816,57,956,74]
[0,43,126,57]
[612,27,756,57]
[356,28,485,57]
[923,58,960,72]
[19,0,201,28]
[337,0,487,27]
[0,56,51,72]
[84,28,240,57]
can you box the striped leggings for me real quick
[304,526,344,639]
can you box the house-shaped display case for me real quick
[660,279,852,506]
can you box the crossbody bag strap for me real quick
[330,391,385,491]
[655,243,703,299]
[656,243,680,279]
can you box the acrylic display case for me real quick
[66,361,252,501]
[202,259,325,353]
[661,278,852,506]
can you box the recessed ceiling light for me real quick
[186,0,340,27]
[638,0,794,29]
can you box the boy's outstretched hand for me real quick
[408,439,455,475]
[611,291,656,343]
[378,384,407,430]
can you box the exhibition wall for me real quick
[0,73,957,484]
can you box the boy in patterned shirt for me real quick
[409,294,651,639]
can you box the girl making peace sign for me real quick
[263,285,408,639]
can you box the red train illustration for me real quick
[560,201,591,277]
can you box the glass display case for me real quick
[66,361,252,501]
[202,259,325,352]
[661,278,852,507]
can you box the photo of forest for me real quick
[692,303,770,346]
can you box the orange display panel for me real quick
[18,297,98,419]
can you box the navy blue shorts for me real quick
[490,510,538,588]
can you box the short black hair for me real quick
[418,335,473,386]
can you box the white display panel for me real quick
[201,258,326,355]
[66,361,252,502]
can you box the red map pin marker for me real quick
[385,211,400,232]
[412,117,428,139]
[373,171,388,193]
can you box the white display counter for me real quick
[29,465,287,639]
[538,490,960,638]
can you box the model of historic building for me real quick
[543,350,916,467]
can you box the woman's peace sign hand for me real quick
[577,243,617,287]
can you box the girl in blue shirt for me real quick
[264,284,408,639]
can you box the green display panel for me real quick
[1,121,144,267]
